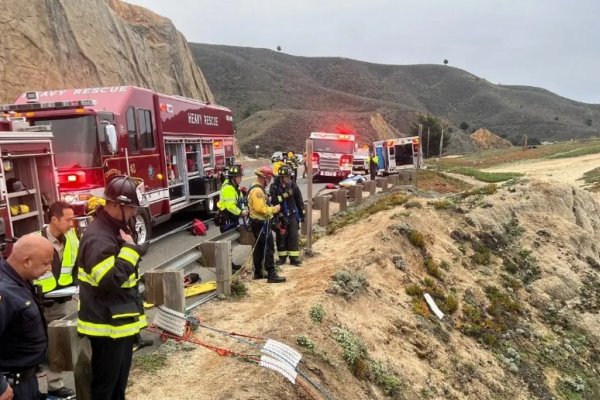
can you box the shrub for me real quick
[230,277,248,297]
[309,304,325,324]
[407,229,426,248]
[333,327,368,374]
[329,270,369,299]
[405,284,423,297]
[461,184,498,198]
[440,294,459,314]
[404,199,423,209]
[431,198,456,210]
[296,335,315,352]
[424,258,444,280]
[471,243,492,265]
[369,361,401,396]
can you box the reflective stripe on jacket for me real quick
[77,208,146,339]
[34,228,79,293]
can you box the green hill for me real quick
[190,43,600,155]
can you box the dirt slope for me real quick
[128,179,600,399]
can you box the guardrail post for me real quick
[143,270,185,312]
[47,320,92,400]
[388,174,400,188]
[331,189,348,212]
[375,177,389,192]
[363,180,377,195]
[399,171,409,185]
[316,196,330,226]
[347,185,363,204]
[215,241,232,296]
[199,242,217,268]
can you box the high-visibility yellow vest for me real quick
[34,228,79,293]
[217,180,242,215]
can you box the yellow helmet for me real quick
[10,204,30,216]
[86,196,106,215]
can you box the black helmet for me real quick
[278,165,292,176]
[227,165,243,177]
[104,176,147,207]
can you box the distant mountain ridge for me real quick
[190,43,600,155]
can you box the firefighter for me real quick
[216,165,248,233]
[0,235,54,400]
[368,149,379,180]
[271,153,284,176]
[286,151,299,182]
[77,176,148,400]
[269,165,304,266]
[35,201,78,399]
[248,166,286,283]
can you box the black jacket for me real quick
[269,177,304,219]
[76,207,146,339]
[0,259,47,393]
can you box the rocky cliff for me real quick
[0,0,213,103]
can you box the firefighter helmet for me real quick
[10,204,29,216]
[6,178,26,193]
[227,165,243,177]
[255,165,274,178]
[278,165,292,176]
[104,176,147,207]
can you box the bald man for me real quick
[0,234,54,400]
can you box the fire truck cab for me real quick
[309,132,355,181]
[0,117,59,254]
[373,136,423,175]
[5,86,236,243]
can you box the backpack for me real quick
[191,219,208,236]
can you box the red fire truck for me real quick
[0,117,59,254]
[3,86,235,243]
[309,132,355,181]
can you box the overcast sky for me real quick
[126,0,599,104]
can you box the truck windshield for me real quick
[33,116,100,168]
[312,139,354,154]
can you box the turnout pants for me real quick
[276,216,300,261]
[250,219,275,277]
[89,335,135,400]
[11,376,39,400]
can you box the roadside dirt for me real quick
[127,158,600,400]
[484,153,600,187]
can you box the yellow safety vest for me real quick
[34,228,79,293]
[217,179,242,215]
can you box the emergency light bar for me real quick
[309,132,355,141]
[0,99,96,112]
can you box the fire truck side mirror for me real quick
[105,124,118,154]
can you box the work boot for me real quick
[47,387,75,398]
[276,257,287,266]
[267,273,286,283]
[290,257,302,266]
[253,269,266,279]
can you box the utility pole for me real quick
[255,144,259,158]
[426,127,430,159]
[522,134,528,151]
[305,139,313,255]
[438,128,444,170]
[415,123,422,189]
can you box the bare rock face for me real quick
[0,0,214,103]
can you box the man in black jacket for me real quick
[0,235,54,400]
[269,165,304,265]
[77,176,148,400]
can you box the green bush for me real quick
[309,304,325,324]
[405,283,423,297]
[333,327,368,373]
[424,258,444,280]
[450,167,523,183]
[407,229,426,248]
[296,335,316,351]
[329,270,369,299]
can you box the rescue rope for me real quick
[145,321,334,400]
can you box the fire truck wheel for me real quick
[133,209,152,248]
[204,198,217,214]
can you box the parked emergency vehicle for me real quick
[373,136,423,175]
[309,132,355,181]
[0,117,59,254]
[3,86,235,243]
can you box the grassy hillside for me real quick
[190,43,600,156]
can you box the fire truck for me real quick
[309,132,355,181]
[373,136,423,175]
[0,117,59,254]
[3,86,236,243]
